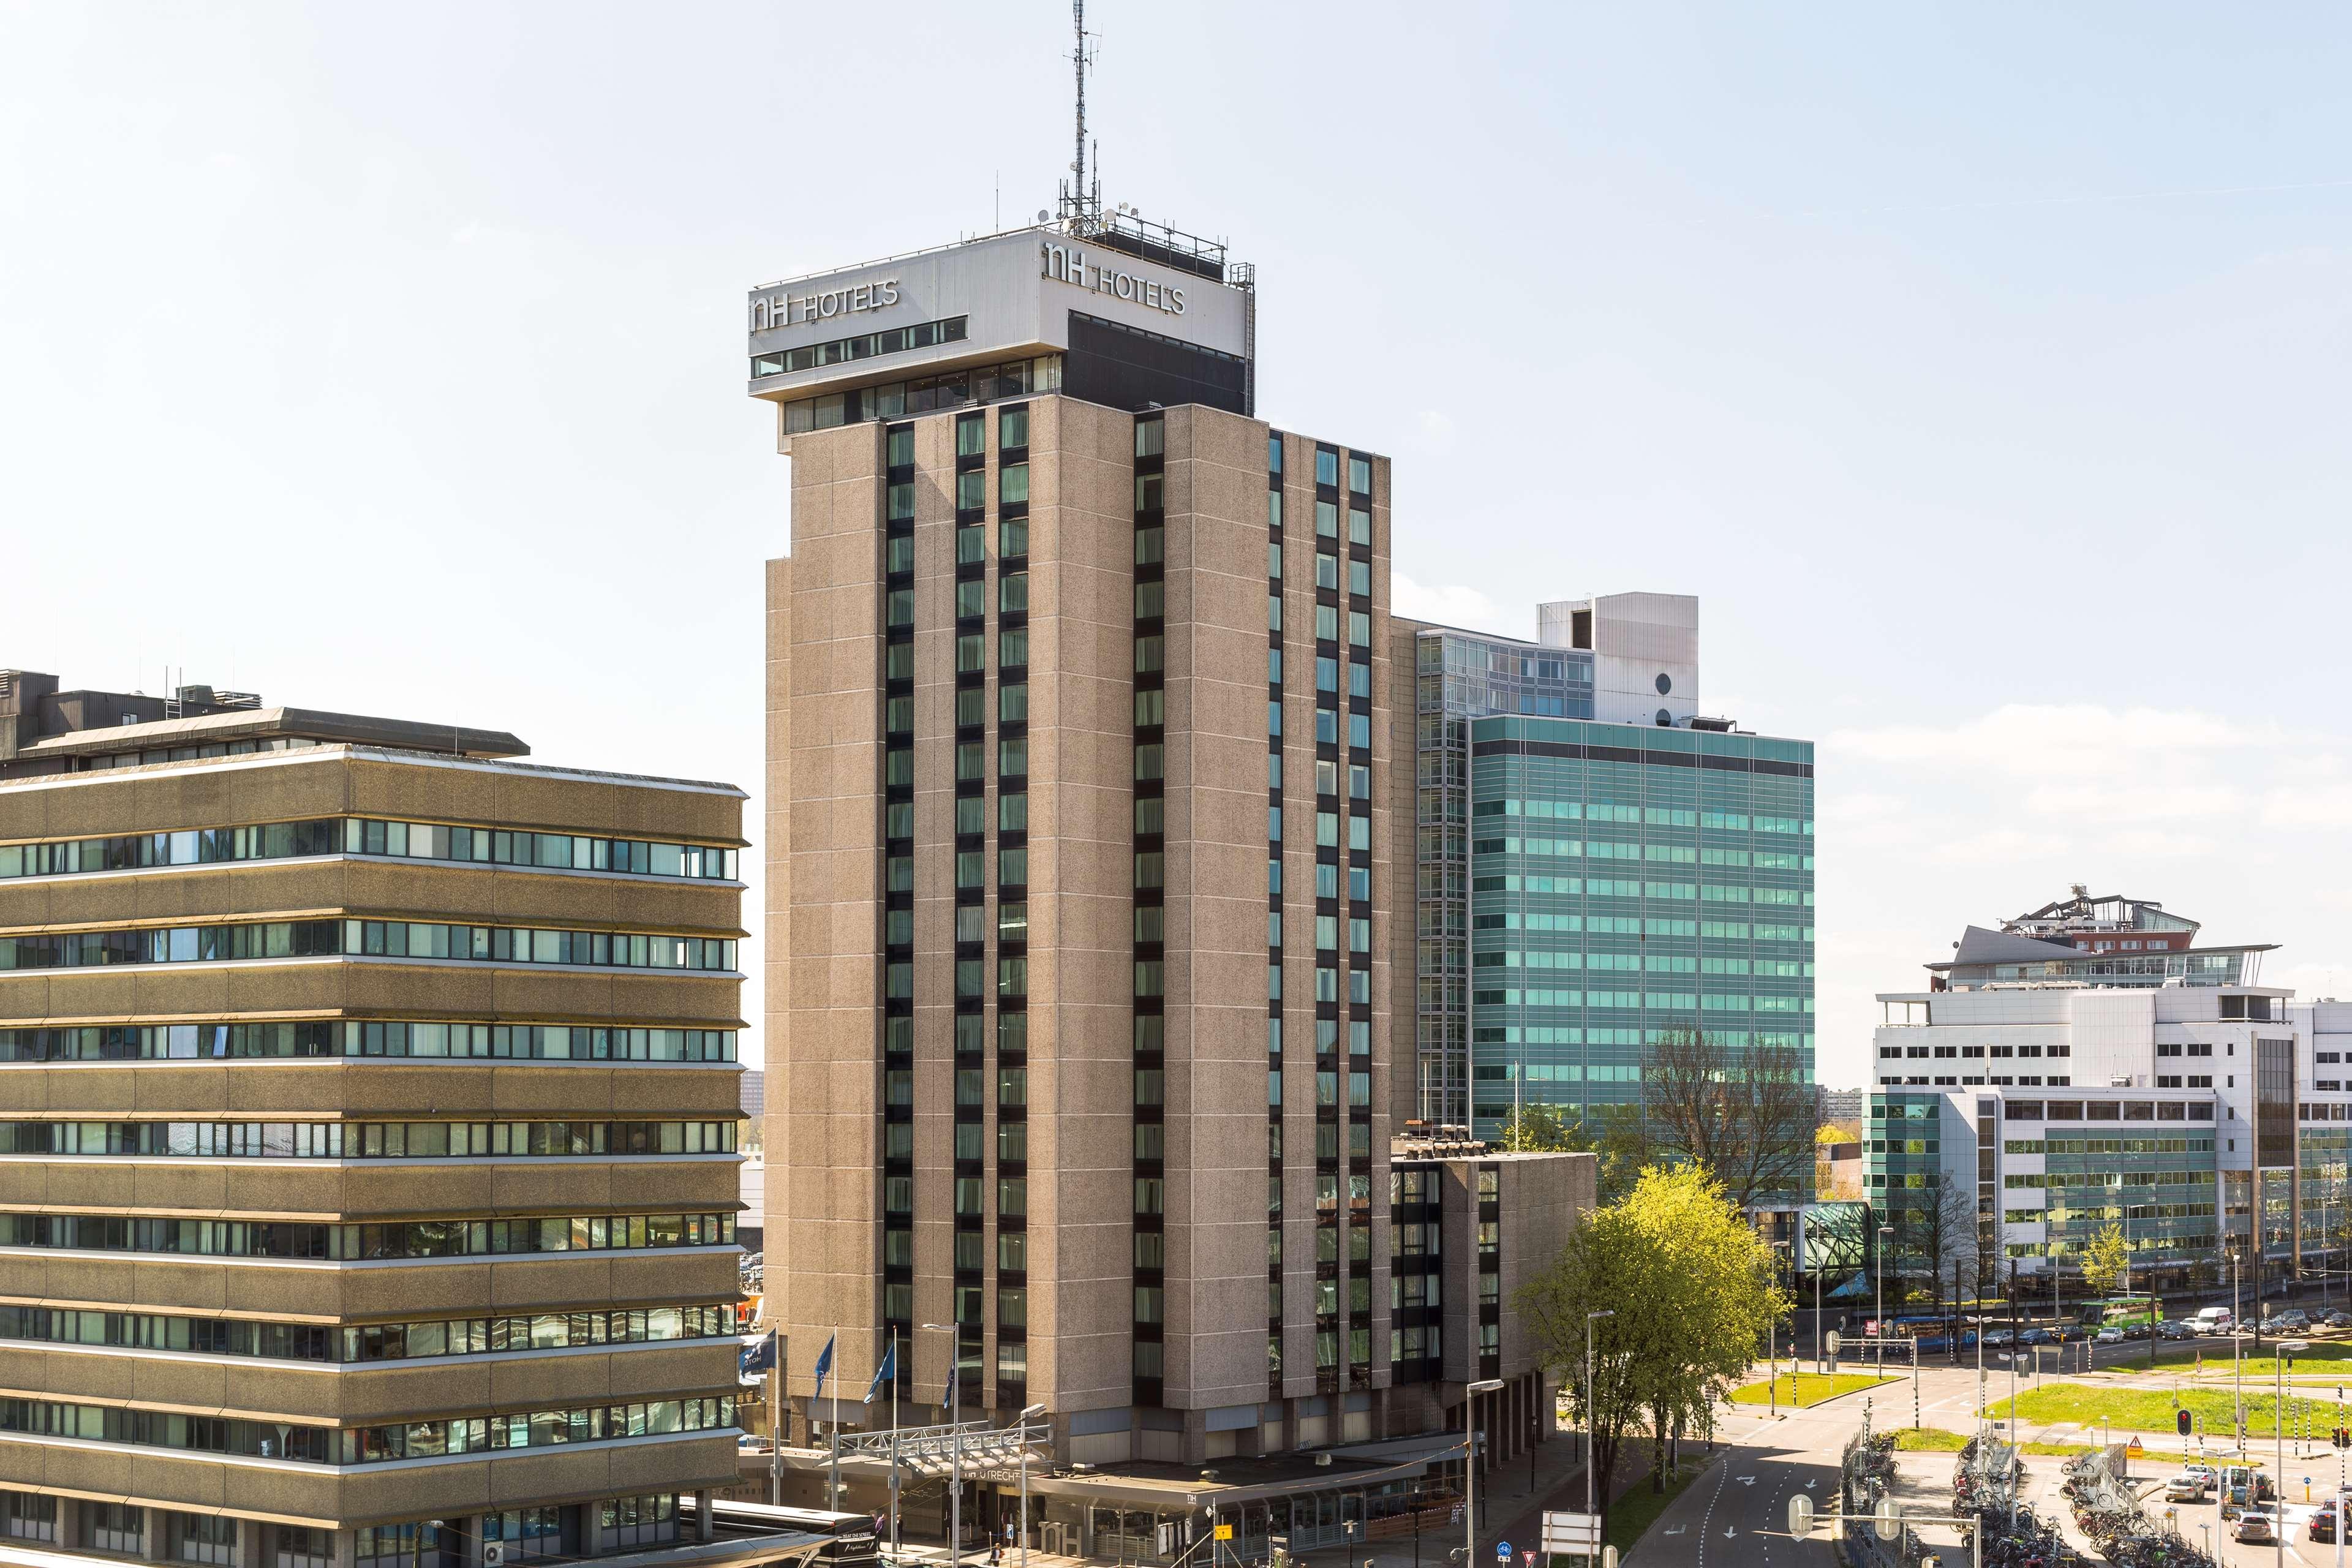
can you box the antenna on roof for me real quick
[1060,0,1101,231]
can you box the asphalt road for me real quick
[1620,1395,1863,1568]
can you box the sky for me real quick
[4,3,2349,1088]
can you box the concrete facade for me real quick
[0,728,748,1567]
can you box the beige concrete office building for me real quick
[0,674,750,1568]
[756,212,1588,1513]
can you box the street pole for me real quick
[1014,1402,1044,1568]
[1585,1316,1611,1568]
[2237,1252,2247,1453]
[771,1330,786,1506]
[1468,1380,1505,1568]
[890,1330,902,1561]
[1877,1224,1893,1375]
[1816,1252,1825,1374]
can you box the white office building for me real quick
[1868,891,2352,1301]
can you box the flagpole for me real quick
[890,1331,902,1560]
[827,1324,841,1510]
[769,1329,784,1506]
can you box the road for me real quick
[1620,1391,1868,1568]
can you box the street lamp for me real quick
[2279,1339,2311,1568]
[1585,1313,1613,1568]
[1769,1242,1791,1415]
[1016,1402,1046,1568]
[923,1324,966,1567]
[1466,1378,1505,1568]
[1876,1224,1895,1375]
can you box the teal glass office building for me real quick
[1464,716,1817,1133]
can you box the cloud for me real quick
[2022,782,2246,821]
[1924,827,2074,865]
[1828,704,2277,777]
[2261,784,2352,828]
[1393,573,1509,634]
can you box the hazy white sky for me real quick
[5,3,2350,1086]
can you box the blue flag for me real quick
[864,1340,897,1405]
[812,1333,836,1400]
[739,1330,779,1381]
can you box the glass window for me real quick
[999,407,1029,448]
[1136,420,1165,459]
[956,414,984,457]
[1316,449,1339,486]
[1000,464,1030,505]
[956,470,985,510]
[1348,455,1371,493]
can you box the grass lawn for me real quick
[1891,1428,1969,1452]
[1728,1373,1897,1407]
[1983,1381,2337,1438]
[2147,1339,2352,1379]
[1610,1459,1709,1554]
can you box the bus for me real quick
[2075,1295,2162,1333]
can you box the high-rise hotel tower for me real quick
[0,674,753,1568]
[758,214,1585,1477]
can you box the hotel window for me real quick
[1001,464,1030,505]
[1349,455,1371,493]
[957,413,985,458]
[1000,405,1029,448]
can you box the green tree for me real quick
[2079,1222,2132,1299]
[1557,1102,1653,1205]
[1518,1165,1786,1534]
[1495,1103,1574,1153]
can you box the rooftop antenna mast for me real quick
[1061,0,1101,231]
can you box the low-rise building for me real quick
[1868,890,2348,1302]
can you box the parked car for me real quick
[2326,1311,2352,1329]
[2267,1310,2311,1333]
[2095,1327,2124,1344]
[2157,1320,2196,1340]
[1983,1328,2015,1347]
[2237,1510,2278,1544]
[2021,1327,2056,1345]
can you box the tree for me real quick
[1495,1103,1574,1153]
[1556,1102,1654,1205]
[1640,1027,1818,1213]
[2079,1223,2132,1299]
[1518,1164,1785,1536]
[1892,1174,1978,1353]
[1815,1123,1852,1145]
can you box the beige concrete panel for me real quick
[601,1248,741,1308]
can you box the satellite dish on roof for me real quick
[1038,210,1050,223]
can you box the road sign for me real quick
[1498,1542,1513,1562]
[1790,1496,1815,1537]
[1826,1331,1842,1354]
[1215,1526,1234,1542]
[1541,1515,1602,1555]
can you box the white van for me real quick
[2194,1306,2236,1334]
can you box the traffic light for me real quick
[2177,1409,2193,1438]
[2333,1426,2348,1450]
